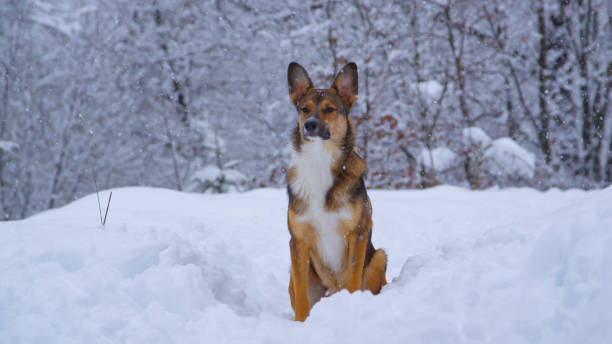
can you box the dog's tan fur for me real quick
[286,62,387,321]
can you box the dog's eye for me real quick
[301,107,309,113]
[324,107,335,113]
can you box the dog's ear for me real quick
[288,62,314,106]
[331,63,358,108]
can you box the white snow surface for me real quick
[2,186,612,343]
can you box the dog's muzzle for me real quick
[303,118,331,140]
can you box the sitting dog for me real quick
[286,62,387,321]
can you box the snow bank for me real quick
[1,186,611,343]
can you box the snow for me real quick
[418,146,461,172]
[388,49,410,62]
[460,129,535,179]
[1,186,612,343]
[412,80,444,100]
[462,126,492,147]
[186,165,247,193]
[484,138,536,178]
[0,140,19,153]
[30,0,96,37]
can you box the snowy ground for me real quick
[1,186,611,343]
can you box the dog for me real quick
[286,62,387,321]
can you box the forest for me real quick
[1,0,610,220]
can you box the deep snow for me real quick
[1,186,611,343]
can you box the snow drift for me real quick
[1,186,611,343]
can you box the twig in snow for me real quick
[103,191,112,226]
[90,159,112,227]
[90,162,104,225]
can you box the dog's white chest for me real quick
[305,208,349,274]
[290,141,348,273]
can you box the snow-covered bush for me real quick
[462,127,535,188]
[416,146,463,187]
[186,162,248,194]
[0,141,19,154]
[483,138,535,179]
[414,129,535,189]
[462,127,492,148]
[418,147,461,172]
[411,80,444,100]
[185,121,249,194]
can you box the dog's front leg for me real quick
[289,237,310,321]
[344,224,369,292]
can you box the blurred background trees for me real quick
[0,0,610,220]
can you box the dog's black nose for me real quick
[304,118,319,133]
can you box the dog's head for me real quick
[287,62,358,146]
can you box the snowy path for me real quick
[1,186,611,343]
